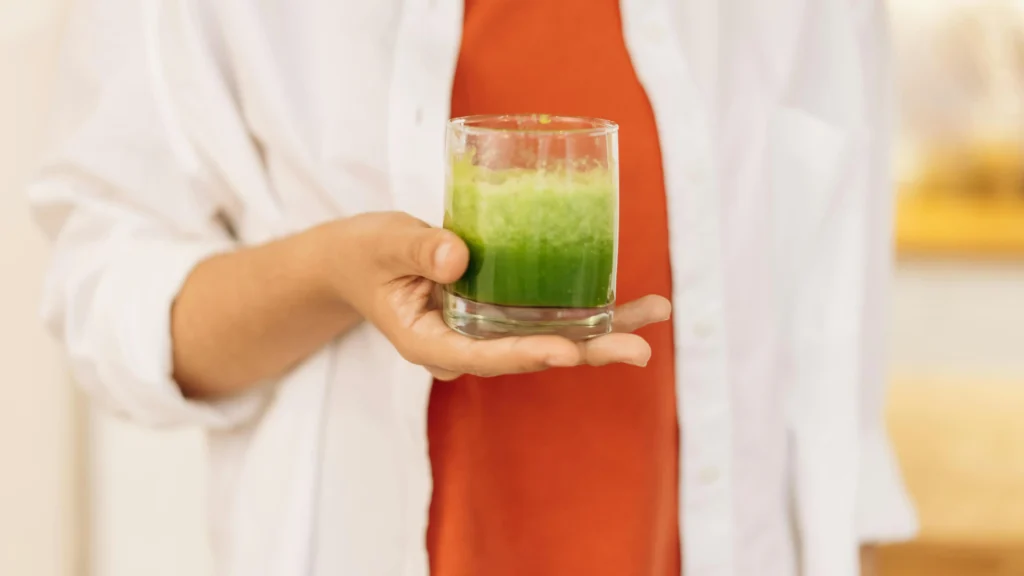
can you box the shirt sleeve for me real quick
[852,0,918,543]
[28,0,268,430]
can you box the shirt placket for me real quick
[387,2,464,576]
[620,0,735,575]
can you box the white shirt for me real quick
[30,1,917,575]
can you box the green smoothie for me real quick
[445,159,617,309]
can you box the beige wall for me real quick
[0,3,217,576]
[891,263,1024,381]
[0,1,215,575]
[0,1,81,575]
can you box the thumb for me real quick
[383,225,469,284]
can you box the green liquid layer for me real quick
[445,162,617,308]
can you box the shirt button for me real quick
[698,467,721,485]
[645,22,668,43]
[693,321,714,339]
[688,164,710,187]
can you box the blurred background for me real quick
[3,0,1024,575]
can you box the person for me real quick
[31,1,917,575]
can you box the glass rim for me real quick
[449,114,619,136]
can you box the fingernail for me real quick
[631,354,652,368]
[434,243,451,270]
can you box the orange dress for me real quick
[427,1,680,575]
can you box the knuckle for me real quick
[405,237,431,273]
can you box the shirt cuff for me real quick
[96,239,269,429]
[857,427,919,543]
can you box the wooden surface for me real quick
[879,542,1024,576]
[887,379,1024,544]
[879,379,1024,575]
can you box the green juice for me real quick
[445,161,617,309]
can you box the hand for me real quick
[327,212,672,380]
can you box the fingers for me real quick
[612,294,672,333]
[395,294,672,378]
[404,311,581,376]
[372,214,469,284]
[580,333,652,367]
[432,331,582,377]
[407,227,468,284]
[428,366,463,381]
[417,330,652,375]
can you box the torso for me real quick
[427,1,680,574]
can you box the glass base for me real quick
[442,291,613,341]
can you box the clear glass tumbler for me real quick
[442,114,620,340]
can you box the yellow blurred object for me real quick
[897,141,1024,257]
[914,141,1024,198]
[893,0,1024,259]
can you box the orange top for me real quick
[427,1,680,575]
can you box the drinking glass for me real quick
[442,114,619,340]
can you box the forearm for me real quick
[172,222,360,399]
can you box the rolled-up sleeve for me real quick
[29,0,266,429]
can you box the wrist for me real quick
[290,220,355,309]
